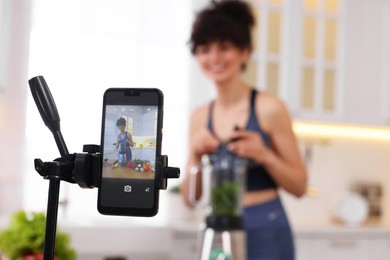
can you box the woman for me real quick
[116,117,134,166]
[181,1,307,259]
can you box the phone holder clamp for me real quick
[33,144,101,189]
[33,145,180,191]
[155,155,180,190]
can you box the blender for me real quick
[190,145,248,260]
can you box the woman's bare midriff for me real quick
[243,189,278,207]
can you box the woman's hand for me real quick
[191,128,219,160]
[183,128,219,207]
[227,130,270,164]
[125,136,134,147]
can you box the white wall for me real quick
[283,138,390,227]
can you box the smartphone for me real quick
[98,88,163,217]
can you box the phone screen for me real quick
[98,88,163,216]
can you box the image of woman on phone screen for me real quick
[181,1,307,259]
[116,117,134,166]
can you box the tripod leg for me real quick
[44,179,61,260]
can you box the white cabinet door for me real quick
[369,239,390,260]
[296,236,375,260]
[342,0,390,125]
[295,237,320,260]
[317,238,369,260]
[170,230,198,260]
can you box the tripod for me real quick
[29,76,179,260]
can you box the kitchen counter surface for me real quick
[2,215,390,236]
[293,221,390,238]
[168,219,390,236]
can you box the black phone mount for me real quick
[29,75,180,260]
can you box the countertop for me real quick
[2,215,390,258]
[165,217,390,243]
[2,214,390,236]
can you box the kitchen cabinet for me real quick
[246,0,390,126]
[295,236,318,260]
[341,0,390,126]
[246,0,344,122]
[296,229,390,260]
[314,238,369,260]
[61,222,390,260]
[170,229,198,260]
[370,239,390,259]
[168,220,390,260]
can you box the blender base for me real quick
[197,227,246,260]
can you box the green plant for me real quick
[168,185,181,194]
[0,210,76,260]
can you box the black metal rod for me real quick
[43,131,67,260]
[52,130,69,157]
[43,179,61,260]
[29,76,68,259]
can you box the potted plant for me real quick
[0,210,76,260]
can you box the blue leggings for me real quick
[118,148,132,165]
[243,198,295,260]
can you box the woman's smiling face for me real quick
[195,41,249,84]
[118,124,126,132]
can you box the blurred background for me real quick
[1,0,390,259]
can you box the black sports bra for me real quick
[207,89,277,191]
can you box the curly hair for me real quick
[116,117,127,127]
[189,0,255,54]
